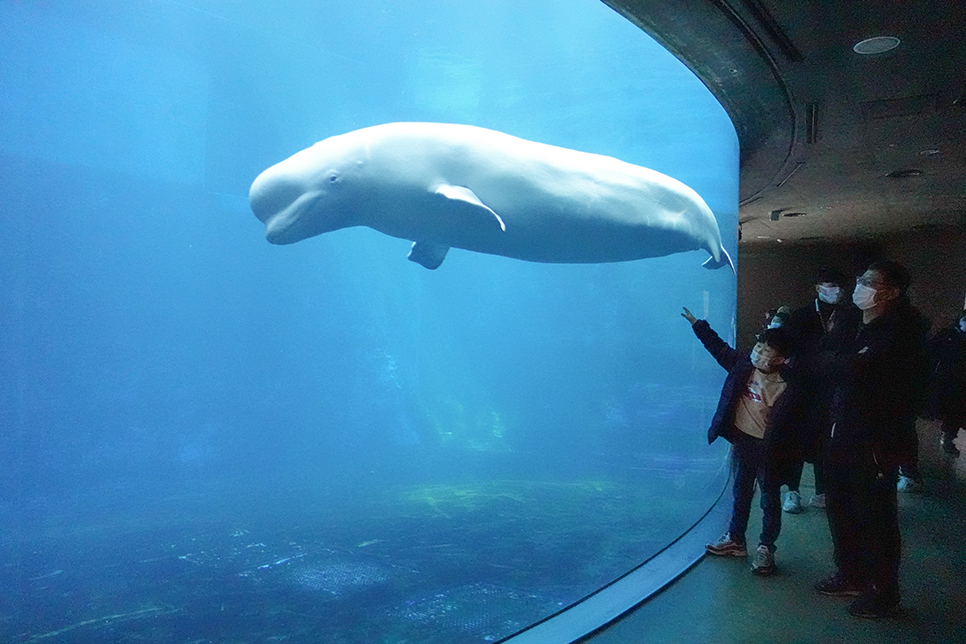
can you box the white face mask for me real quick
[750,348,782,372]
[817,285,842,305]
[852,283,879,310]
[959,319,966,333]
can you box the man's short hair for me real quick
[814,267,846,285]
[758,327,791,356]
[867,260,911,293]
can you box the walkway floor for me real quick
[583,420,966,644]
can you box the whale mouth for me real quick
[264,214,299,245]
[259,191,322,245]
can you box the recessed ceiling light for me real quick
[853,36,901,55]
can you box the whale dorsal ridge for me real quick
[434,184,507,232]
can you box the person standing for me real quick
[783,268,861,511]
[681,307,805,576]
[924,310,966,456]
[815,260,927,618]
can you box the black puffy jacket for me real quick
[822,299,928,469]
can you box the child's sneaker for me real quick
[750,544,776,575]
[705,533,747,557]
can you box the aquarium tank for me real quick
[0,1,738,642]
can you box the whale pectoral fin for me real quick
[434,184,507,232]
[702,247,737,274]
[408,241,450,270]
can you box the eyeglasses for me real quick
[856,276,888,289]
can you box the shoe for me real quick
[750,544,776,576]
[808,493,826,509]
[705,533,747,557]
[848,588,901,618]
[897,475,924,493]
[782,490,803,513]
[815,572,864,597]
[941,433,961,456]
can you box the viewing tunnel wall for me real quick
[0,1,738,642]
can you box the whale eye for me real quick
[328,172,339,183]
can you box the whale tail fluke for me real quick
[702,247,736,275]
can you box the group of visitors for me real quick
[681,260,966,619]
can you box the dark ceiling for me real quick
[604,0,966,246]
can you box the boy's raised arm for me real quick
[682,306,742,371]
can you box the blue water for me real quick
[1,1,737,641]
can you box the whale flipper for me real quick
[408,241,450,269]
[408,186,505,269]
[434,184,507,232]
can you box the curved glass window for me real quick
[0,1,737,642]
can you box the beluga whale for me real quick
[249,122,735,272]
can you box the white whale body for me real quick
[249,122,734,271]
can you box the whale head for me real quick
[249,136,367,245]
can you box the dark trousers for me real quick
[729,431,782,550]
[825,458,901,597]
[786,457,825,495]
[898,419,920,479]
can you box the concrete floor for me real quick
[582,420,966,644]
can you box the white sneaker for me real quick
[808,493,826,509]
[782,490,803,513]
[751,544,776,576]
[897,476,924,493]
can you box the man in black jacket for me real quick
[815,260,927,618]
[681,307,805,576]
[783,268,862,510]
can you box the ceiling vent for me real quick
[910,224,945,234]
[805,103,819,144]
[769,209,807,220]
[886,168,923,179]
[860,94,938,120]
[742,0,803,62]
